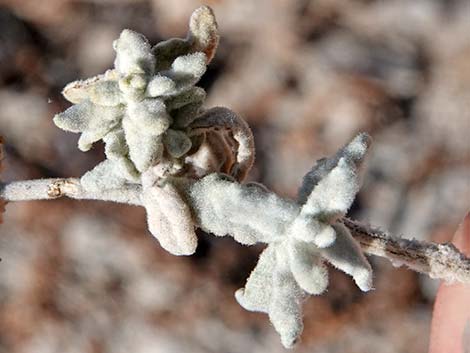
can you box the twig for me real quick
[1,178,470,283]
[0,178,142,205]
[342,217,470,284]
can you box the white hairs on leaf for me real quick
[142,180,198,256]
[113,29,155,75]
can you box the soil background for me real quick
[0,1,469,352]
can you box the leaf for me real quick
[165,86,206,111]
[163,129,192,158]
[300,133,371,220]
[236,243,306,348]
[123,115,164,172]
[146,75,177,97]
[170,100,204,128]
[103,128,139,182]
[123,99,171,172]
[152,6,218,73]
[320,222,373,291]
[268,245,305,349]
[54,100,124,151]
[289,214,336,247]
[113,29,155,75]
[126,99,171,135]
[54,100,95,133]
[288,239,329,295]
[87,80,122,106]
[165,52,207,90]
[235,244,276,313]
[188,173,297,244]
[188,5,219,63]
[80,159,129,192]
[153,38,192,72]
[62,70,121,106]
[142,181,198,256]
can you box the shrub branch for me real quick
[2,178,469,284]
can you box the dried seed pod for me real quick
[190,107,255,181]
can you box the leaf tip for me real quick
[189,5,219,63]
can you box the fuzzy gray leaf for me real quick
[54,100,123,151]
[126,99,171,135]
[62,70,119,104]
[188,5,219,63]
[188,173,298,244]
[235,244,276,313]
[300,133,371,220]
[153,38,192,72]
[269,245,305,349]
[113,29,155,75]
[165,52,207,90]
[123,116,164,172]
[81,159,128,192]
[103,128,139,182]
[320,223,373,291]
[163,129,192,158]
[170,101,204,128]
[146,75,177,97]
[289,214,336,247]
[236,243,305,348]
[165,86,206,113]
[143,182,198,255]
[288,239,329,295]
[87,80,122,107]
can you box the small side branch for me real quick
[1,178,469,283]
[342,217,470,284]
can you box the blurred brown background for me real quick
[0,0,469,352]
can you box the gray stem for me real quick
[1,178,469,283]
[342,217,470,284]
[0,178,142,205]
